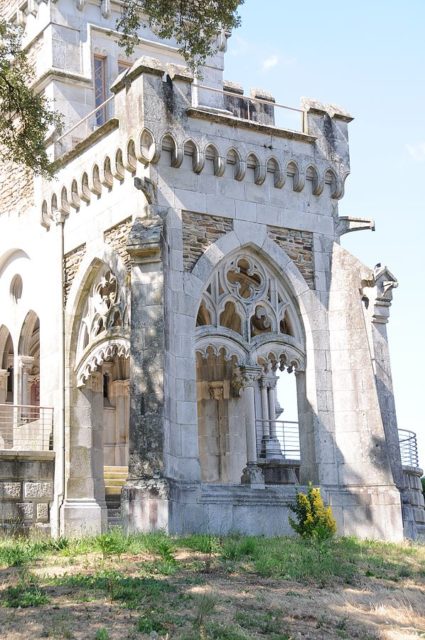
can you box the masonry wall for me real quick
[0,451,55,533]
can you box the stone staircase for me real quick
[104,466,128,528]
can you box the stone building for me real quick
[0,0,423,540]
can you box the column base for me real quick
[61,498,107,537]
[241,464,265,488]
[122,477,170,533]
[262,437,284,461]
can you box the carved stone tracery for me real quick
[197,253,302,345]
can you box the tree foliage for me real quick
[0,1,243,175]
[117,0,244,67]
[0,21,61,177]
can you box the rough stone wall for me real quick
[0,162,34,216]
[104,217,132,272]
[0,452,55,533]
[182,212,233,271]
[402,466,425,531]
[64,243,86,305]
[267,225,314,289]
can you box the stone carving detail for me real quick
[197,252,302,345]
[75,265,130,384]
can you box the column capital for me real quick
[232,364,261,396]
[87,371,103,393]
[18,355,34,373]
[260,374,277,390]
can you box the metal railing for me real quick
[256,419,300,460]
[398,429,419,468]
[54,95,115,157]
[193,83,306,133]
[0,404,53,451]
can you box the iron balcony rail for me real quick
[256,419,300,461]
[398,429,419,468]
[0,403,53,452]
[192,83,306,134]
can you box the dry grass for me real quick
[0,532,424,640]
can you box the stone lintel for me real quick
[0,451,55,461]
[186,107,317,143]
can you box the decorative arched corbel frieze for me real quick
[305,165,324,196]
[70,179,80,209]
[183,139,204,173]
[138,128,160,165]
[285,160,305,192]
[267,157,285,189]
[111,148,125,181]
[88,164,102,196]
[100,156,114,189]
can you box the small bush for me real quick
[289,483,337,541]
[94,629,110,640]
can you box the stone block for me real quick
[36,503,49,522]
[24,482,53,500]
[17,503,34,521]
[0,482,21,499]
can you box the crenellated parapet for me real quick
[40,57,351,230]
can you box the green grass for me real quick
[1,529,424,585]
[50,570,172,609]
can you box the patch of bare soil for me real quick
[0,548,424,640]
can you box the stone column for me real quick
[0,369,8,404]
[122,206,172,533]
[17,355,34,407]
[259,377,270,440]
[265,375,283,461]
[112,379,130,466]
[239,365,264,488]
[62,371,107,535]
[367,266,414,537]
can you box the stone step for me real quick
[104,465,128,474]
[104,469,128,476]
[104,478,126,487]
[105,485,123,496]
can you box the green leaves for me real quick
[0,21,61,177]
[117,0,244,69]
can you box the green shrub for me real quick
[94,629,110,640]
[289,483,337,541]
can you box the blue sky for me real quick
[225,0,425,467]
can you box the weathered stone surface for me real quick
[24,482,53,500]
[0,482,21,499]
[36,503,49,522]
[104,217,132,272]
[182,212,233,271]
[267,225,314,289]
[64,243,86,304]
